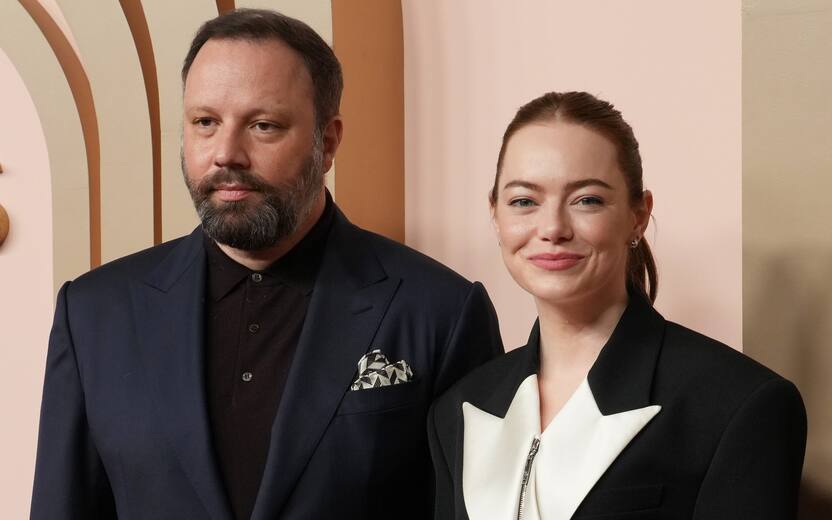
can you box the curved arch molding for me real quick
[57,0,154,264]
[0,1,93,288]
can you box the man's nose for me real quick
[213,126,250,170]
[538,203,573,243]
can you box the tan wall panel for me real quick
[236,0,336,194]
[0,45,57,520]
[332,0,404,242]
[743,0,832,514]
[0,2,90,290]
[58,0,154,263]
[236,0,332,42]
[143,0,217,241]
[403,0,742,349]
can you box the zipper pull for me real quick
[517,436,541,520]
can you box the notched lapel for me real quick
[130,229,232,520]
[251,213,401,519]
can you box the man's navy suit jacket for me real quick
[31,206,503,519]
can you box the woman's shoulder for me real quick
[432,344,535,419]
[657,320,802,413]
[662,320,777,378]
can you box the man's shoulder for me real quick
[348,224,474,292]
[69,231,198,294]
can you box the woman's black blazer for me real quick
[428,296,807,519]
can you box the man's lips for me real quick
[212,184,257,202]
[527,252,585,271]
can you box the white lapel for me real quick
[461,376,660,520]
[536,379,660,519]
[462,375,540,520]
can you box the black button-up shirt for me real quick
[203,196,334,520]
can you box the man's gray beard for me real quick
[182,133,324,251]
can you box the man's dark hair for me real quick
[182,8,343,131]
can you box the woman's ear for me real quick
[634,189,654,238]
[489,200,500,242]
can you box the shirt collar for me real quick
[204,190,335,301]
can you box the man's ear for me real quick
[321,116,343,173]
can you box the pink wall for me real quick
[402,0,742,350]
[0,49,54,518]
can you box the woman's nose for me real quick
[537,204,572,243]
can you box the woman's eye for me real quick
[509,198,536,208]
[575,196,603,206]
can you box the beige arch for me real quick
[0,1,91,291]
[142,0,217,242]
[57,0,154,264]
[120,0,162,244]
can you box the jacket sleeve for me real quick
[432,281,503,398]
[30,282,116,519]
[692,377,807,519]
[428,401,457,520]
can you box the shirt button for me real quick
[241,371,253,382]
[251,273,263,283]
[248,323,260,334]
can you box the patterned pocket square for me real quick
[350,349,414,390]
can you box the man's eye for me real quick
[254,122,278,132]
[509,198,535,208]
[194,118,214,127]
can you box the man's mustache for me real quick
[197,168,271,194]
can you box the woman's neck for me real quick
[534,286,629,431]
[535,286,628,368]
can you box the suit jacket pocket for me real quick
[336,379,425,416]
[573,484,663,518]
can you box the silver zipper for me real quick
[516,436,541,520]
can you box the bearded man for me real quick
[30,9,502,520]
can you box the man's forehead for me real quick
[184,37,314,108]
[191,37,305,73]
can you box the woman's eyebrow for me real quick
[565,178,614,190]
[502,180,542,191]
[502,178,613,191]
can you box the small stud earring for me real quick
[630,238,640,249]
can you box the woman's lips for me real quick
[527,253,585,271]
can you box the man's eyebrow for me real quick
[183,105,216,114]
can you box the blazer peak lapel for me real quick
[131,230,232,520]
[536,380,660,519]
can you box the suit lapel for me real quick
[130,228,233,520]
[251,209,400,519]
[535,381,660,519]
